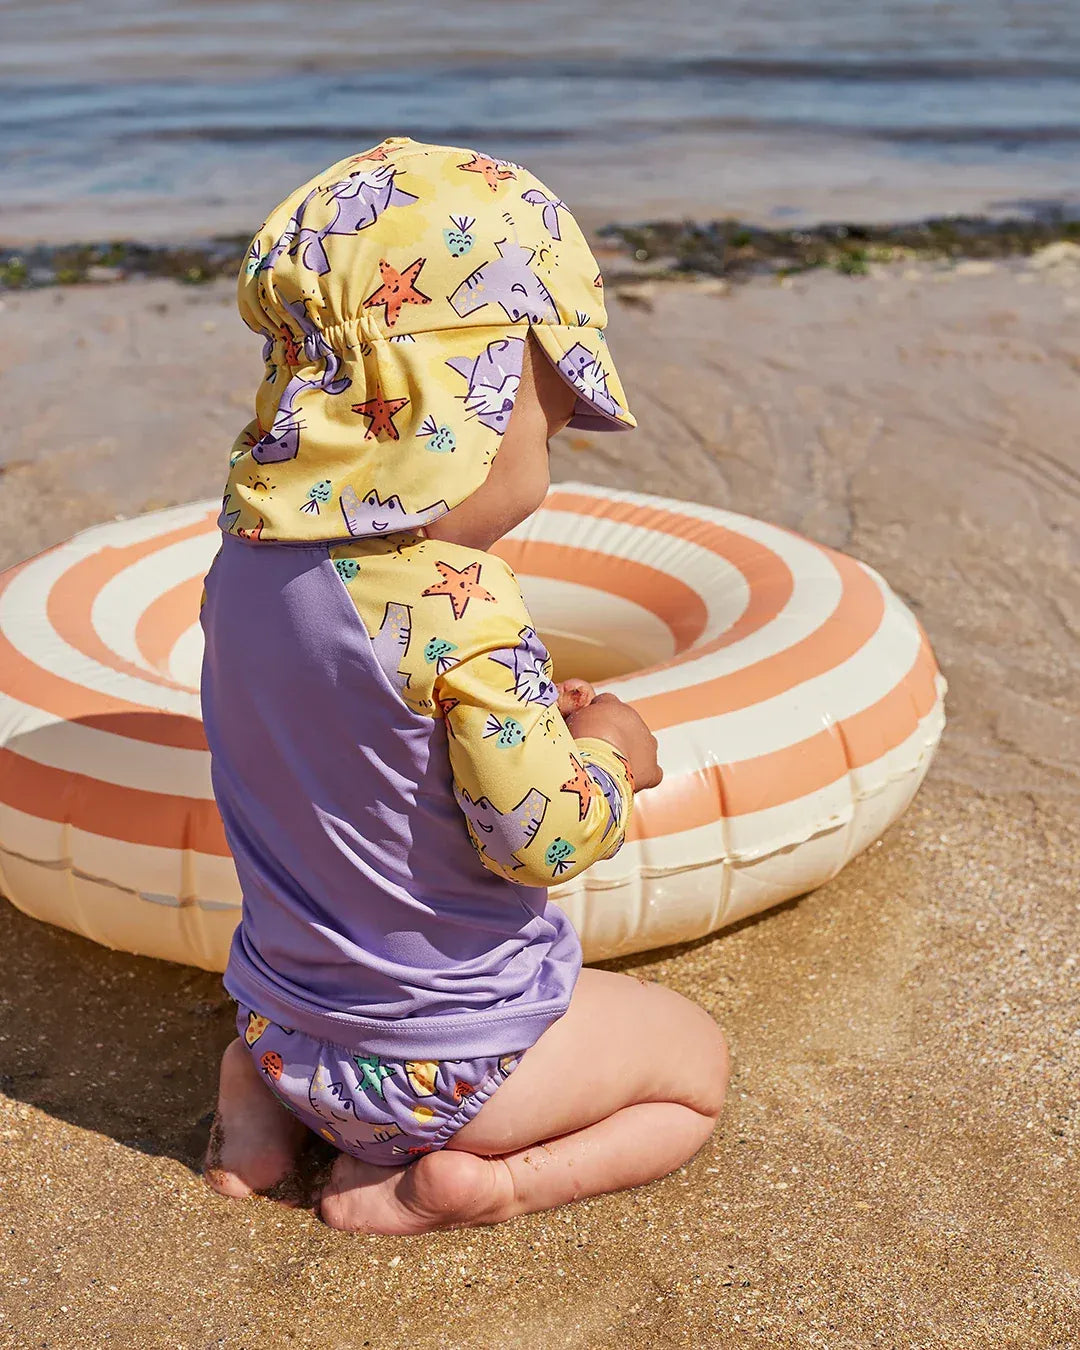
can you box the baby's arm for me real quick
[434,558,634,888]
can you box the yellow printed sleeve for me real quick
[432,555,635,888]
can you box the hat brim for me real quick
[530,324,636,433]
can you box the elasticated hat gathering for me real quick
[221,136,635,543]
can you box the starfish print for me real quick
[422,559,496,621]
[458,152,516,192]
[436,691,461,734]
[353,1055,395,1098]
[348,144,391,164]
[279,326,303,366]
[350,386,410,440]
[560,754,595,821]
[363,257,431,327]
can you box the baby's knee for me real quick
[664,992,729,1119]
[692,1020,730,1121]
[636,980,730,1118]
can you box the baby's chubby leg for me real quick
[447,969,729,1214]
[203,1038,307,1200]
[319,969,728,1232]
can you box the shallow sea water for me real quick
[3,0,1080,239]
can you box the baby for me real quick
[200,137,728,1234]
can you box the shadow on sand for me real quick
[0,887,800,1178]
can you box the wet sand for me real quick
[1,256,1079,1347]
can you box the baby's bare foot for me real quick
[319,1148,514,1235]
[203,1038,307,1201]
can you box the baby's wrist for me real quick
[575,735,636,793]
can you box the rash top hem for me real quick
[223,949,578,1061]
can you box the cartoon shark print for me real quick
[446,337,525,434]
[339,485,449,537]
[448,239,558,323]
[371,601,412,694]
[554,343,625,422]
[489,627,558,707]
[422,559,497,621]
[520,188,568,240]
[445,333,526,432]
[454,785,550,874]
[363,257,431,327]
[307,1066,403,1149]
[263,163,418,276]
[220,492,241,532]
[250,378,307,464]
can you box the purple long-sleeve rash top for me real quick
[199,528,634,1061]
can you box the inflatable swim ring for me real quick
[0,483,945,969]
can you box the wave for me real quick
[6,53,1080,91]
[129,118,1080,149]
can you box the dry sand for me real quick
[1,256,1078,1348]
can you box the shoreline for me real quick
[3,207,1080,290]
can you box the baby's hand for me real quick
[556,678,596,716]
[565,692,663,791]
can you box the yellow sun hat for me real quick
[221,136,635,542]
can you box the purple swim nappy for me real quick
[236,1004,527,1166]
